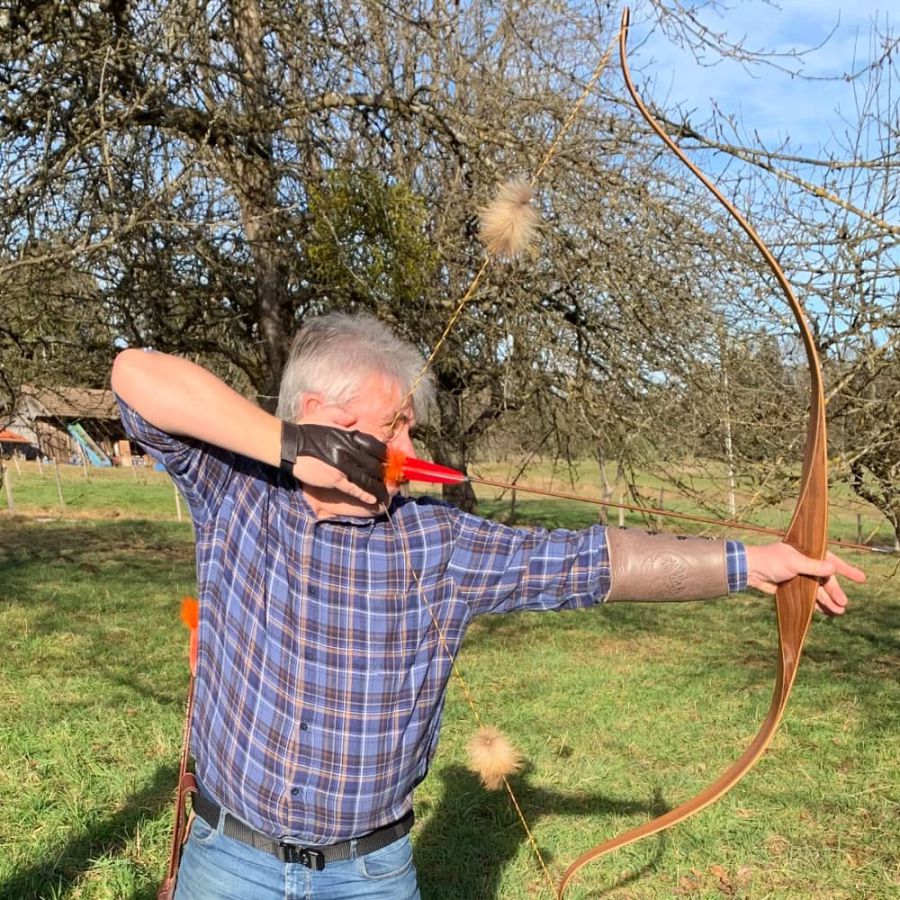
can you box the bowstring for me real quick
[383,504,557,892]
[384,34,617,894]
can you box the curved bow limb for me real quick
[557,9,829,896]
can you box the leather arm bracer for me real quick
[605,528,730,602]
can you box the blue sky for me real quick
[632,0,893,155]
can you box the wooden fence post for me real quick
[618,493,625,527]
[54,460,66,509]
[174,483,183,522]
[3,466,13,513]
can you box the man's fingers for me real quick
[816,581,848,616]
[346,464,389,506]
[335,474,380,507]
[335,432,387,483]
[800,549,865,583]
[293,425,390,502]
[790,551,836,580]
[791,547,863,583]
[748,543,862,617]
[825,551,867,584]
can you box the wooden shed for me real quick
[7,385,132,465]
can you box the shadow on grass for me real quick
[0,763,178,900]
[0,518,196,710]
[0,518,193,587]
[0,519,194,636]
[0,516,183,556]
[414,764,669,899]
[836,595,900,654]
[468,587,900,697]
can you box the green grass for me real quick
[2,457,896,547]
[0,519,196,900]
[0,463,188,521]
[0,464,898,899]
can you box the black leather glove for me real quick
[280,422,389,505]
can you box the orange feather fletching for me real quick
[180,596,199,631]
[383,447,407,486]
[383,449,467,485]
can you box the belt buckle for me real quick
[280,843,325,870]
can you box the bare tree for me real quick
[9,0,892,525]
[2,1,761,505]
[695,15,900,539]
[570,3,900,538]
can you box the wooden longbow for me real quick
[557,9,829,896]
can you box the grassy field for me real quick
[0,462,897,899]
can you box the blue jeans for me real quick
[174,809,421,900]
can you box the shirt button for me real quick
[300,722,309,732]
[291,787,300,796]
[308,586,318,598]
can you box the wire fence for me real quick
[0,457,189,522]
[1,456,896,553]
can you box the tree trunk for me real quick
[226,0,293,409]
[433,388,477,513]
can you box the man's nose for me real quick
[391,429,416,458]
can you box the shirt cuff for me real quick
[725,540,748,593]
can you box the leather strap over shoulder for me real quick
[605,527,729,602]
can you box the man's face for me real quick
[300,372,417,500]
[336,375,417,460]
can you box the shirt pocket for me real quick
[353,587,430,719]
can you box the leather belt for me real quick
[191,792,414,870]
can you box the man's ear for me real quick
[297,393,325,420]
[297,394,358,429]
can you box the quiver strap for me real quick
[157,645,198,899]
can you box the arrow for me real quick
[385,449,884,555]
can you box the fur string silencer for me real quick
[478,179,539,260]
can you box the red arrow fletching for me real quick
[384,449,467,485]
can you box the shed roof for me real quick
[0,428,31,443]
[21,385,119,420]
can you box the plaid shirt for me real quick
[119,397,746,844]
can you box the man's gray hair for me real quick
[276,313,435,423]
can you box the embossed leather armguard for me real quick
[605,528,729,602]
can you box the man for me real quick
[112,312,863,900]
